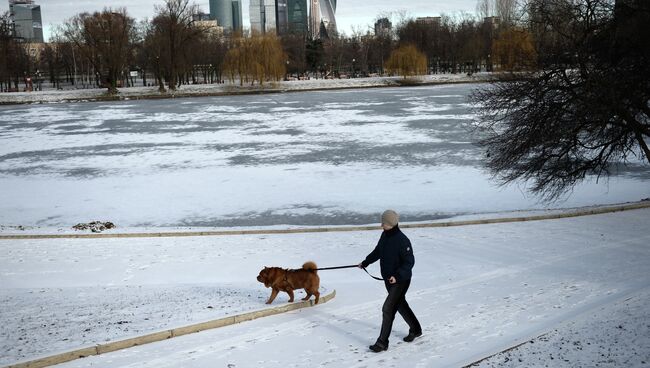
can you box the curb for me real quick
[1,201,649,240]
[4,290,336,368]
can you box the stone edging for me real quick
[4,290,336,368]
[1,201,649,240]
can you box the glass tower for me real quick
[209,0,242,32]
[9,0,44,43]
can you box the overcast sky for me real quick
[1,0,478,41]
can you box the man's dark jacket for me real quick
[361,225,414,282]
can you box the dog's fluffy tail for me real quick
[302,261,318,273]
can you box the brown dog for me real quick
[256,261,320,304]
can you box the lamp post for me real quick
[352,58,356,78]
[286,60,290,81]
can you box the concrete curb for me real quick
[4,290,336,368]
[1,201,649,240]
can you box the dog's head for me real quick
[256,267,274,287]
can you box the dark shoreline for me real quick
[0,74,496,106]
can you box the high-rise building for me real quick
[309,0,336,39]
[287,0,307,34]
[250,0,292,35]
[415,16,441,27]
[209,0,242,33]
[231,0,242,31]
[276,0,288,35]
[374,17,392,37]
[309,0,320,39]
[8,0,44,43]
[250,0,277,34]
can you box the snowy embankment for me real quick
[2,206,649,367]
[0,74,492,105]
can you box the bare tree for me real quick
[0,11,31,92]
[62,8,135,94]
[471,0,650,199]
[151,0,205,91]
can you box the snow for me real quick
[2,77,649,367]
[473,289,650,367]
[2,207,650,367]
[1,83,649,229]
[0,74,493,105]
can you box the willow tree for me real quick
[385,44,427,78]
[224,33,287,86]
[491,27,537,71]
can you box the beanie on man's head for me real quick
[381,209,399,227]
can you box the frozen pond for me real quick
[1,84,649,227]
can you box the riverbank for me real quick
[0,73,494,105]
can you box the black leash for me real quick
[316,264,384,281]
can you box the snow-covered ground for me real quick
[2,207,649,367]
[2,77,649,367]
[474,289,650,367]
[0,74,493,105]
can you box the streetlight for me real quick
[352,58,356,78]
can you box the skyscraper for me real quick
[276,0,288,34]
[374,17,392,37]
[8,0,44,43]
[250,0,277,34]
[209,0,242,33]
[287,0,307,34]
[309,0,320,39]
[231,0,242,31]
[309,0,336,39]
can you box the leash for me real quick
[316,264,384,281]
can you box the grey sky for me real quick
[1,0,478,41]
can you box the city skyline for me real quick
[0,0,477,41]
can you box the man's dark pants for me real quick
[376,279,422,347]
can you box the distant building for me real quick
[309,0,336,39]
[250,0,297,36]
[374,17,392,37]
[9,0,44,43]
[483,16,500,29]
[193,12,211,21]
[209,0,242,33]
[287,0,308,35]
[250,0,277,34]
[194,13,224,39]
[415,16,441,27]
[275,0,289,34]
[309,0,320,39]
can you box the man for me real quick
[359,209,422,352]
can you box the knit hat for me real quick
[381,209,399,227]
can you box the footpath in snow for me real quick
[1,206,649,367]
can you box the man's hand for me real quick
[389,276,396,284]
